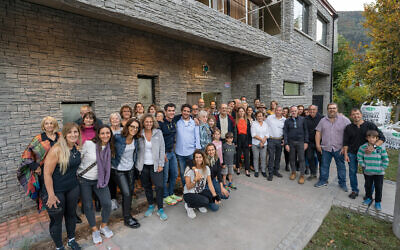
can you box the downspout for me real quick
[330,13,338,102]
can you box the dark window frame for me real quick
[316,14,328,45]
[283,81,301,96]
[294,0,309,34]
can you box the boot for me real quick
[289,172,296,180]
[298,175,305,184]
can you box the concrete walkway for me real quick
[80,165,396,250]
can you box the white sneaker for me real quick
[92,230,102,244]
[198,207,207,213]
[111,199,119,211]
[185,203,196,219]
[100,226,114,238]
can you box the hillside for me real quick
[337,11,371,49]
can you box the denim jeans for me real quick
[347,153,359,193]
[163,152,178,198]
[207,178,229,199]
[320,149,347,187]
[176,154,193,187]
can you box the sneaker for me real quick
[254,172,259,177]
[348,192,358,199]
[92,230,102,244]
[157,208,168,221]
[228,183,237,190]
[170,194,183,202]
[100,226,114,239]
[185,203,196,219]
[314,181,328,188]
[375,202,382,211]
[111,199,119,211]
[56,247,65,250]
[145,205,155,217]
[198,207,207,213]
[67,238,81,250]
[340,185,348,192]
[363,198,372,206]
[163,196,177,206]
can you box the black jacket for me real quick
[305,113,323,145]
[283,116,309,145]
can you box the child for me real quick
[222,132,237,190]
[357,130,389,211]
[212,129,223,166]
[207,116,217,134]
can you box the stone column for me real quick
[393,151,400,239]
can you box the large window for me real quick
[284,81,301,96]
[316,15,328,45]
[293,0,309,34]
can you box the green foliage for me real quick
[338,11,372,51]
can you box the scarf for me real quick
[96,143,111,188]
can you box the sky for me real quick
[328,0,375,11]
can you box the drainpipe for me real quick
[329,13,338,103]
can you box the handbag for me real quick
[78,161,97,177]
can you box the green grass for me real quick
[306,206,400,250]
[386,149,399,181]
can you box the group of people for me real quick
[18,97,389,249]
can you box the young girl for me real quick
[207,116,217,134]
[212,129,223,166]
[205,144,230,200]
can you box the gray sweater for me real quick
[136,129,165,172]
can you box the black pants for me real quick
[45,185,80,248]
[289,141,305,175]
[108,176,117,200]
[183,189,214,208]
[79,177,111,228]
[140,164,164,209]
[284,147,290,167]
[236,134,250,171]
[365,174,384,202]
[306,143,322,176]
[112,168,135,219]
[267,139,283,174]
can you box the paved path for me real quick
[81,165,396,250]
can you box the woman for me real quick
[198,110,212,150]
[134,102,145,120]
[156,111,164,122]
[119,105,133,127]
[251,111,269,178]
[246,106,255,124]
[109,112,122,135]
[234,107,252,176]
[137,114,167,221]
[43,123,82,250]
[111,118,141,228]
[207,116,217,133]
[205,144,230,199]
[267,101,278,115]
[147,104,157,116]
[78,125,114,244]
[183,150,221,219]
[19,116,61,211]
[80,112,97,145]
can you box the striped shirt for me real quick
[357,143,389,175]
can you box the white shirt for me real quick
[78,140,103,180]
[143,138,154,165]
[219,115,228,139]
[251,121,269,145]
[117,141,135,171]
[266,114,286,138]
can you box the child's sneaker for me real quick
[92,231,102,244]
[198,207,207,213]
[157,208,168,221]
[228,182,237,190]
[145,205,155,217]
[363,198,372,206]
[163,196,177,205]
[375,202,382,211]
[185,203,196,219]
[100,226,114,238]
[170,194,183,202]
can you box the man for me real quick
[283,106,308,184]
[231,99,241,119]
[240,96,247,103]
[191,104,199,119]
[74,104,103,126]
[215,103,235,141]
[314,103,351,191]
[198,98,205,111]
[158,103,182,205]
[305,105,323,181]
[343,108,385,199]
[209,101,219,116]
[266,106,286,181]
[257,103,267,116]
[297,105,305,116]
[254,98,261,110]
[175,104,201,187]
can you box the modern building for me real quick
[0,0,337,220]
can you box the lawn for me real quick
[386,149,399,182]
[306,206,400,250]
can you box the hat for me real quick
[258,103,266,108]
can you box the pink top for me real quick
[213,140,223,164]
[81,125,96,145]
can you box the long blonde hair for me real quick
[56,123,81,174]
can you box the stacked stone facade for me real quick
[0,0,335,220]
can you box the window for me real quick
[293,0,309,34]
[61,102,92,125]
[316,15,328,45]
[284,81,301,96]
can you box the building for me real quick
[0,0,337,220]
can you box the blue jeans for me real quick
[208,178,229,200]
[320,149,347,187]
[176,154,193,187]
[163,152,178,198]
[347,153,359,193]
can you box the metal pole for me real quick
[393,151,400,239]
[245,0,248,24]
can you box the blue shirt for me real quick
[175,117,201,156]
